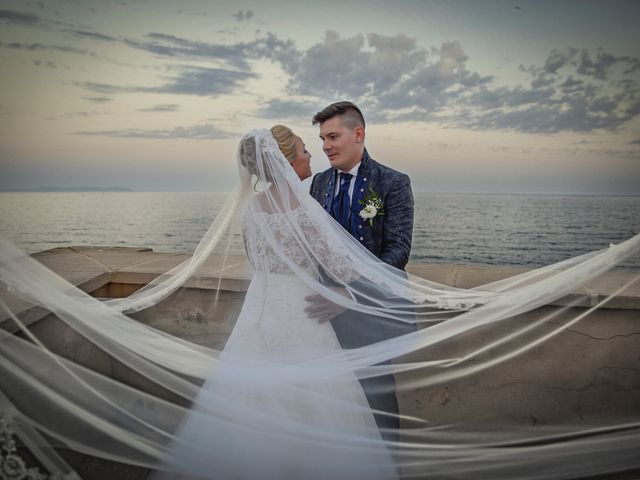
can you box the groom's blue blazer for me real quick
[310,148,415,442]
[309,149,414,271]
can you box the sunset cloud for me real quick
[76,123,233,140]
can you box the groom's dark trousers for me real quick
[310,149,415,443]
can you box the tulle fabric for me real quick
[154,272,398,480]
[0,128,639,479]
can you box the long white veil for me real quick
[1,129,639,479]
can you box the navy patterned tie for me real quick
[332,172,353,230]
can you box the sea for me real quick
[1,192,639,270]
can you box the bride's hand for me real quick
[304,288,349,324]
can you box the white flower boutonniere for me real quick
[358,188,384,226]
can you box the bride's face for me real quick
[290,136,312,181]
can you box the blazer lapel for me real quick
[349,150,372,235]
[320,151,372,236]
[321,169,337,215]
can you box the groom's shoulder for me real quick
[314,167,334,179]
[310,168,332,195]
[311,168,333,184]
[366,154,410,182]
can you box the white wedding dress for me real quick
[156,203,398,480]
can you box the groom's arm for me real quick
[380,173,414,270]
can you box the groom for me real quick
[308,101,415,442]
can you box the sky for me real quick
[1,0,639,194]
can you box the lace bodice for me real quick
[241,201,488,309]
[243,206,335,275]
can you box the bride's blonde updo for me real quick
[270,125,297,164]
[239,125,297,184]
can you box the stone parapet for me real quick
[1,246,639,480]
[2,246,638,333]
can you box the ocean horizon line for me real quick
[1,188,639,197]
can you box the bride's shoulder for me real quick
[247,190,303,216]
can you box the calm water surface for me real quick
[1,192,638,269]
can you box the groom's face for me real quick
[319,116,364,172]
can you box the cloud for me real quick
[33,59,57,68]
[176,9,208,17]
[65,29,118,42]
[468,85,557,110]
[287,31,368,98]
[138,104,180,112]
[388,45,638,133]
[83,96,112,103]
[369,40,492,118]
[5,19,299,79]
[0,41,94,56]
[76,123,233,140]
[573,139,602,145]
[530,73,555,89]
[625,98,640,117]
[631,138,640,145]
[286,32,493,122]
[289,31,429,99]
[457,47,640,133]
[6,15,638,136]
[276,33,640,134]
[392,40,491,92]
[0,9,40,26]
[560,75,584,92]
[145,32,193,45]
[245,32,300,75]
[47,111,107,120]
[123,32,299,72]
[149,66,256,96]
[576,48,640,80]
[232,10,254,22]
[75,65,256,97]
[543,48,578,74]
[255,99,319,120]
[532,47,640,81]
[458,94,632,134]
[75,81,125,95]
[122,34,251,70]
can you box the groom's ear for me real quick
[354,125,365,144]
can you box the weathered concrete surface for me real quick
[2,246,639,479]
[0,247,251,333]
[406,262,640,309]
[396,305,640,428]
[5,246,636,325]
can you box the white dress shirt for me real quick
[334,162,361,206]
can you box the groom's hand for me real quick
[304,288,348,324]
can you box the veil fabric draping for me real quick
[1,128,639,479]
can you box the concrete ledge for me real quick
[406,262,640,309]
[0,247,253,333]
[2,246,638,335]
[2,246,639,441]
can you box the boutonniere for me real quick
[358,188,384,226]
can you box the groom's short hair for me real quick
[312,101,365,130]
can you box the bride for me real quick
[1,126,640,479]
[154,126,399,479]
